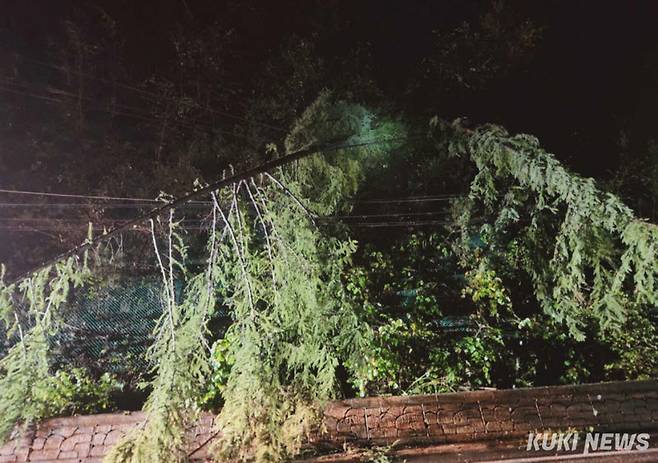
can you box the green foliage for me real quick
[602,306,658,379]
[105,95,398,462]
[462,266,512,317]
[1,5,655,461]
[2,102,656,463]
[347,225,657,395]
[211,164,369,462]
[283,90,407,215]
[208,95,407,461]
[0,256,90,442]
[105,214,219,463]
[438,122,658,339]
[198,337,235,410]
[34,368,121,417]
[346,232,509,395]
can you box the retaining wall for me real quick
[0,380,656,462]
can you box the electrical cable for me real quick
[345,220,454,228]
[4,52,286,132]
[0,199,449,208]
[7,135,412,284]
[0,194,460,207]
[0,210,451,224]
[0,81,251,141]
[348,195,462,204]
[322,211,451,221]
[0,202,211,209]
[0,188,208,204]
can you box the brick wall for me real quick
[319,379,658,447]
[1,380,656,462]
[0,412,215,463]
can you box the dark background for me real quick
[3,0,657,174]
[1,0,657,272]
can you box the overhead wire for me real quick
[347,195,462,204]
[1,60,456,270]
[4,51,286,133]
[0,190,461,210]
[0,78,254,141]
[0,82,63,103]
[0,212,451,224]
[344,220,455,228]
[0,222,454,232]
[323,211,452,221]
[0,195,458,231]
[7,135,413,284]
[0,202,209,208]
[0,188,208,204]
[0,192,459,206]
[0,219,459,233]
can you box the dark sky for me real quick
[504,1,658,174]
[2,0,658,175]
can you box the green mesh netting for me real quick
[0,278,166,382]
[51,279,166,379]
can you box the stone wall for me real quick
[0,412,215,463]
[319,379,658,447]
[1,380,656,462]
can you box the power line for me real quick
[0,221,452,232]
[0,80,251,141]
[0,218,461,234]
[346,220,454,228]
[0,210,450,224]
[0,218,210,224]
[11,52,245,100]
[0,218,457,231]
[0,224,206,230]
[0,194,459,207]
[0,202,153,207]
[8,136,410,284]
[0,188,209,204]
[5,51,285,133]
[0,83,62,103]
[0,76,233,134]
[322,211,450,220]
[0,202,211,209]
[349,195,462,204]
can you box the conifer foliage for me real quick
[0,98,656,463]
[106,94,401,462]
[438,121,658,339]
[0,256,90,441]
